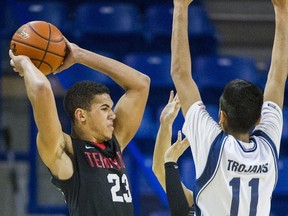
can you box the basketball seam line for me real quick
[27,22,64,43]
[38,23,51,71]
[11,39,66,58]
[28,22,52,71]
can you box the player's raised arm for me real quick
[56,40,150,150]
[152,91,180,190]
[164,132,193,215]
[9,50,72,179]
[152,91,194,215]
[264,0,288,109]
[171,0,201,116]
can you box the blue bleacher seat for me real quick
[142,0,203,7]
[56,64,112,89]
[56,50,126,101]
[172,114,185,137]
[10,2,71,38]
[206,104,220,122]
[0,0,8,38]
[133,107,158,153]
[280,107,288,156]
[274,157,288,195]
[0,28,2,132]
[56,63,123,102]
[271,157,288,215]
[180,157,196,189]
[150,210,170,216]
[145,4,218,56]
[123,52,172,88]
[71,0,202,11]
[73,2,145,58]
[123,52,173,112]
[193,55,259,104]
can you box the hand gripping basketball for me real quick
[10,21,67,75]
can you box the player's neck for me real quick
[227,130,250,143]
[71,126,90,141]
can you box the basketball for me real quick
[10,21,66,75]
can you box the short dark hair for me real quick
[64,81,110,123]
[219,79,263,133]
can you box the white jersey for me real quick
[183,101,283,216]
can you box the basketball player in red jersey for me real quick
[9,38,150,216]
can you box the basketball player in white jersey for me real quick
[169,0,288,215]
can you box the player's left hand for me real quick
[54,37,79,74]
[164,130,190,162]
[160,90,180,125]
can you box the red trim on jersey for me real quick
[91,142,106,150]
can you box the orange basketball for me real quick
[10,21,66,75]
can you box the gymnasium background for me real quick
[0,0,288,215]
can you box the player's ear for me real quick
[75,108,86,123]
[219,110,227,130]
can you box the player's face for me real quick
[86,93,116,142]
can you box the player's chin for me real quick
[105,127,114,139]
[104,134,113,141]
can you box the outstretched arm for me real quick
[152,91,194,214]
[152,91,181,190]
[171,0,201,116]
[264,0,288,109]
[56,40,150,150]
[164,132,194,215]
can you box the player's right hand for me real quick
[54,37,79,74]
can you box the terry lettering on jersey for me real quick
[84,151,126,169]
[227,159,268,173]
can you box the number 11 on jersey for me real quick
[230,177,259,216]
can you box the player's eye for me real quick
[101,107,110,111]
